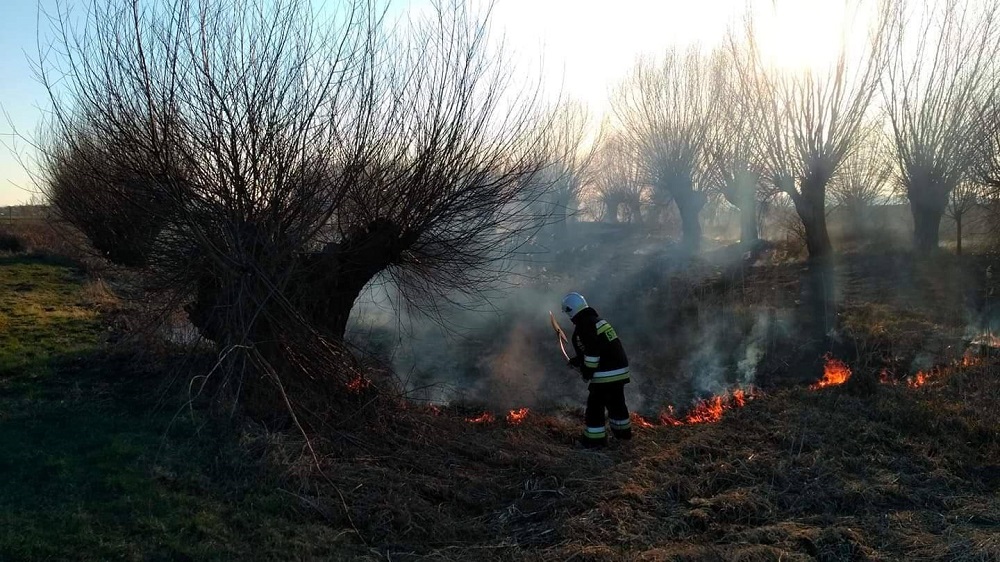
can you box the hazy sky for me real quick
[0,0,864,206]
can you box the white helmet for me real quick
[561,292,588,318]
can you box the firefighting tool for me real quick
[549,310,571,362]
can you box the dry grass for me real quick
[5,223,1000,560]
[251,243,1000,559]
[78,277,120,310]
[231,352,997,561]
[0,219,110,274]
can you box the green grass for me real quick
[0,255,361,561]
[0,255,101,379]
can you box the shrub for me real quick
[0,232,25,253]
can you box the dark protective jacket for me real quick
[570,307,630,383]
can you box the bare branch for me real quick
[883,0,1000,251]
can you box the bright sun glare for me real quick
[479,0,874,117]
[751,1,854,72]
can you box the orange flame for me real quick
[879,369,893,385]
[684,395,726,424]
[506,408,529,425]
[465,411,495,424]
[907,371,928,389]
[810,354,851,390]
[631,413,655,428]
[659,405,685,426]
[657,388,758,426]
[961,349,982,367]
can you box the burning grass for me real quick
[506,407,529,425]
[653,387,760,426]
[809,353,852,390]
[465,411,496,424]
[275,354,1000,561]
[461,387,761,431]
[8,244,1000,560]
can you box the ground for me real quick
[0,253,346,560]
[0,229,999,561]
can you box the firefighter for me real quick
[562,292,632,448]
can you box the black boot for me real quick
[578,435,608,449]
[611,427,633,440]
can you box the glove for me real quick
[567,356,582,368]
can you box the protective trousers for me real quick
[582,381,632,447]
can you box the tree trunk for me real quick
[675,189,706,253]
[627,200,643,225]
[307,219,407,338]
[737,184,759,249]
[187,219,407,346]
[791,183,832,260]
[721,170,761,250]
[549,199,570,240]
[909,182,949,253]
[605,197,620,223]
[911,201,945,253]
[956,212,963,256]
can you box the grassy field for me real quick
[1,239,999,560]
[0,254,356,561]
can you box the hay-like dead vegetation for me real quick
[232,350,997,561]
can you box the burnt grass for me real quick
[261,243,1000,561]
[315,365,1000,561]
[2,230,1000,560]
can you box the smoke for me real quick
[346,223,791,416]
[348,272,577,408]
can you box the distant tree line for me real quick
[551,0,1000,259]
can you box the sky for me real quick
[0,1,54,206]
[0,0,870,206]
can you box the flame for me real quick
[346,375,370,393]
[659,405,684,426]
[657,388,758,426]
[631,413,655,428]
[907,371,928,388]
[879,369,893,385]
[961,349,982,367]
[810,354,851,390]
[684,395,726,424]
[428,405,442,416]
[459,388,759,431]
[465,411,495,424]
[506,407,529,425]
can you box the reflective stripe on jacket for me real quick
[571,307,630,384]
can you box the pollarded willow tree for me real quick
[971,59,1000,242]
[613,47,719,252]
[828,122,893,237]
[704,47,766,249]
[532,100,598,236]
[883,0,1000,253]
[38,0,553,401]
[591,132,646,224]
[944,180,983,254]
[734,2,891,261]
